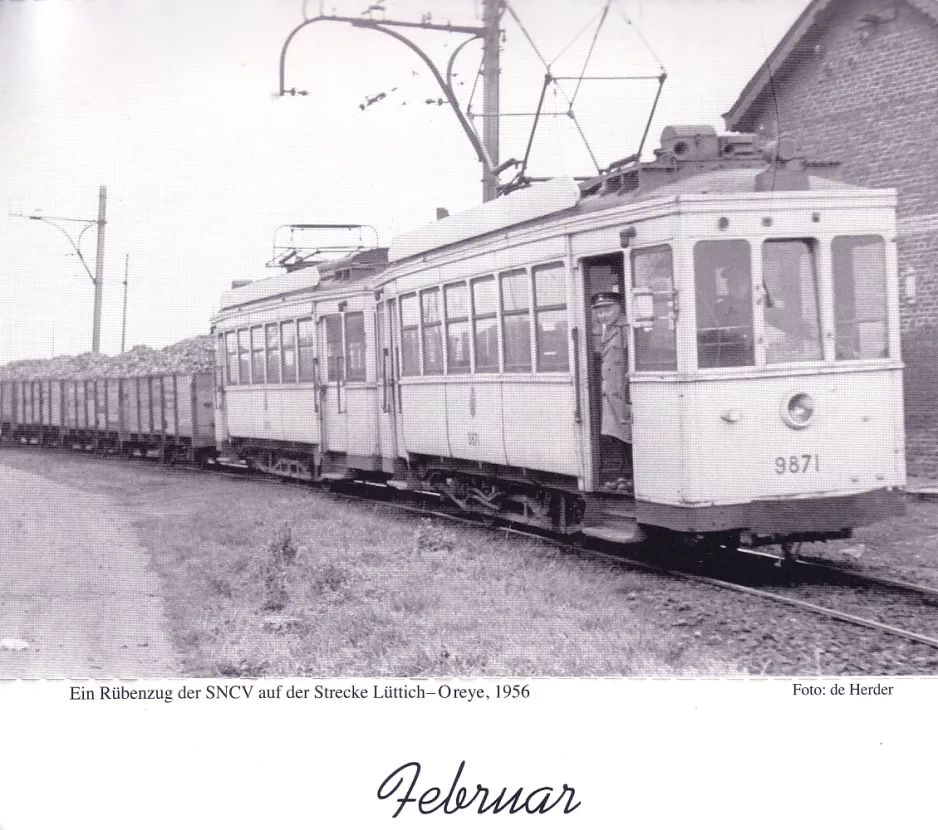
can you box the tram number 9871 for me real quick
[775,454,820,475]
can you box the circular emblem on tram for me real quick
[469,386,476,418]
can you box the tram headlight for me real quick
[781,392,815,429]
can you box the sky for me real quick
[0,0,810,363]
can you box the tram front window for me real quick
[832,235,888,360]
[762,239,823,364]
[694,240,754,368]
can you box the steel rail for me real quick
[738,545,938,600]
[317,485,938,654]
[799,560,938,600]
[304,480,938,654]
[670,570,938,651]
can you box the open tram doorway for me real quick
[581,252,633,493]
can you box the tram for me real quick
[212,125,906,547]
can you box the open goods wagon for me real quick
[0,372,215,463]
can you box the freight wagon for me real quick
[0,372,215,463]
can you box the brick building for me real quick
[723,0,938,477]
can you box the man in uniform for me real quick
[592,291,632,491]
[713,268,753,333]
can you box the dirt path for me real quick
[0,459,177,677]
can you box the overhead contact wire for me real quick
[613,2,666,74]
[570,0,611,107]
[549,8,604,67]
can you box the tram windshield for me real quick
[832,235,888,360]
[762,239,823,364]
[693,235,889,369]
[694,240,755,368]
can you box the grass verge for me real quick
[3,450,742,677]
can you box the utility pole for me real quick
[481,0,501,202]
[24,185,108,354]
[279,3,504,202]
[92,185,107,354]
[121,253,128,353]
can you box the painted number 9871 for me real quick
[775,454,820,474]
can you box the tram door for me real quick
[318,313,348,461]
[213,333,230,453]
[580,252,632,489]
[376,298,400,472]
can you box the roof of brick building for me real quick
[723,0,938,130]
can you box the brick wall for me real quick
[733,0,938,477]
[904,324,938,476]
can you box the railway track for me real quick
[676,553,938,652]
[322,477,938,657]
[6,442,938,661]
[525,531,938,654]
[727,548,938,650]
[272,470,938,657]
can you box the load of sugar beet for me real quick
[0,335,215,381]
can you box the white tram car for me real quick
[212,125,906,548]
[211,248,387,479]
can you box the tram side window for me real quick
[445,282,471,374]
[501,269,532,372]
[226,332,238,385]
[266,323,282,383]
[631,245,676,371]
[421,288,444,375]
[832,235,888,360]
[323,315,344,381]
[694,240,754,368]
[238,329,251,384]
[762,240,823,364]
[472,276,498,373]
[297,319,315,382]
[401,294,420,376]
[533,262,568,371]
[345,311,366,381]
[251,326,265,384]
[281,321,297,383]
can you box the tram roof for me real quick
[387,165,888,264]
[217,265,322,312]
[216,248,387,312]
[583,167,862,203]
[388,177,582,264]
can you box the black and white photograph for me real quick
[1,0,937,826]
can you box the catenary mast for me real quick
[481,0,502,201]
[279,0,503,201]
